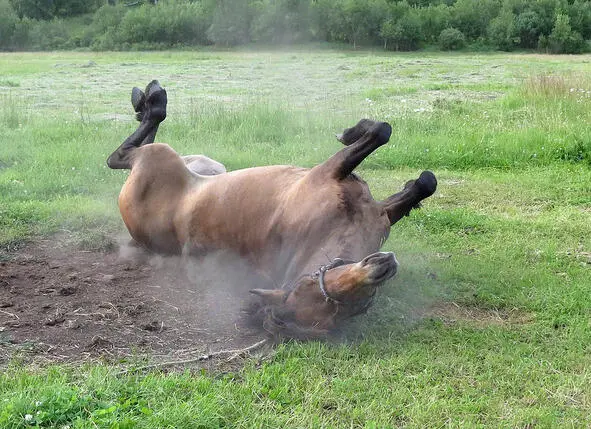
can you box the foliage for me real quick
[381,3,422,51]
[548,12,586,54]
[1,0,590,53]
[207,0,252,46]
[438,27,465,50]
[0,0,19,49]
[251,0,315,43]
[488,7,520,51]
[9,0,102,19]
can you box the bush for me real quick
[117,1,212,48]
[381,9,422,51]
[0,0,19,50]
[207,0,251,46]
[250,0,314,44]
[28,18,72,50]
[548,13,586,54]
[515,10,544,49]
[438,27,465,50]
[487,7,519,51]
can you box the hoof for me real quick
[142,80,167,123]
[369,122,392,146]
[416,171,437,199]
[131,87,146,121]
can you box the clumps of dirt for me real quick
[426,302,534,328]
[0,237,267,367]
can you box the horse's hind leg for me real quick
[106,80,167,169]
[382,171,437,225]
[314,119,392,180]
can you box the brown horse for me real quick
[107,81,437,337]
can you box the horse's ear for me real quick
[250,288,288,305]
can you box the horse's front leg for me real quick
[107,80,167,169]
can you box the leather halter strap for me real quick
[315,258,378,315]
[318,264,343,304]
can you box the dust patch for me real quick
[0,236,267,368]
[426,302,534,328]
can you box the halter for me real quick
[312,258,377,317]
[317,262,344,305]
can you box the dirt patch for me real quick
[0,237,268,367]
[427,302,534,328]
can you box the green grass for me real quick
[1,50,591,427]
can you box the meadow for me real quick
[1,50,590,427]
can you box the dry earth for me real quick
[0,236,267,367]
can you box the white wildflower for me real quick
[24,414,33,421]
[35,401,42,407]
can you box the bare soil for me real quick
[0,236,267,366]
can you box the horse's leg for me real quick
[381,171,437,225]
[314,119,392,180]
[106,80,167,169]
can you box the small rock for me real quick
[65,319,81,329]
[142,320,161,332]
[45,316,65,326]
[99,274,115,283]
[59,286,77,296]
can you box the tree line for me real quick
[1,0,589,53]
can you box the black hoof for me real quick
[369,122,392,146]
[416,171,437,199]
[139,80,167,123]
[131,87,146,121]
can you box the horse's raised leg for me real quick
[106,80,167,169]
[382,171,437,225]
[314,119,392,180]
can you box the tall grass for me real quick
[0,93,29,129]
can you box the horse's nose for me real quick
[361,252,398,267]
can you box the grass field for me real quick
[1,50,591,427]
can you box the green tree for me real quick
[251,0,313,44]
[0,0,19,49]
[488,6,519,51]
[207,0,252,46]
[568,0,591,40]
[451,0,501,40]
[380,7,422,51]
[438,27,465,50]
[515,10,544,48]
[548,12,585,54]
[418,4,452,44]
[10,0,101,19]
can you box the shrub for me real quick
[438,27,465,50]
[487,7,519,51]
[207,0,251,46]
[381,9,422,51]
[116,1,212,48]
[0,0,19,50]
[515,10,544,49]
[28,18,71,50]
[548,13,586,54]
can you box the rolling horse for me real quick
[107,80,437,337]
